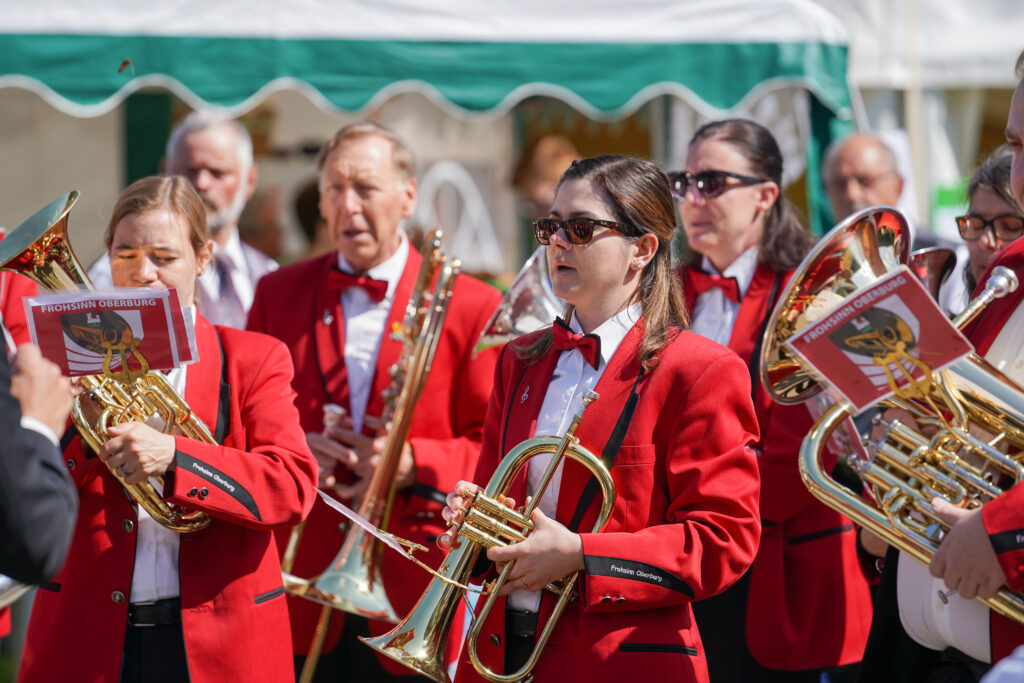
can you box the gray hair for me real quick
[1017,48,1024,82]
[822,132,899,181]
[165,110,254,174]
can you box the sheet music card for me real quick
[785,267,973,412]
[24,288,197,376]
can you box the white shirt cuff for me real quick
[20,416,60,447]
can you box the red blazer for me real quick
[962,238,1024,661]
[456,323,761,682]
[19,317,319,683]
[682,264,873,670]
[0,268,38,346]
[247,250,501,667]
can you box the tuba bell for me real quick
[361,390,615,683]
[759,205,1024,624]
[0,192,212,532]
[475,247,563,354]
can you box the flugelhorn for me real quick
[759,205,1024,624]
[361,390,615,683]
[0,192,212,532]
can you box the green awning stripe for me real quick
[0,34,850,117]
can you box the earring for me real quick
[631,260,643,271]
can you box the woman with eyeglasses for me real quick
[439,155,761,682]
[959,146,1024,297]
[672,119,874,682]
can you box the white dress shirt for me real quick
[894,297,1024,662]
[337,233,409,433]
[197,230,253,330]
[128,307,195,604]
[507,304,641,613]
[688,246,760,345]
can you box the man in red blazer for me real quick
[925,49,1024,669]
[247,121,501,680]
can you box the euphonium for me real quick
[0,192,211,532]
[283,228,458,626]
[760,205,1024,624]
[361,390,615,683]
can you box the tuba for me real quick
[361,390,615,683]
[760,205,1024,624]
[0,192,212,532]
[282,229,460,678]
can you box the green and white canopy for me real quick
[0,0,851,120]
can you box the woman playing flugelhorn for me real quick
[441,155,761,682]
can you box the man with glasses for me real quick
[247,121,501,681]
[823,132,906,223]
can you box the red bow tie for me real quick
[327,266,389,303]
[684,267,741,303]
[552,318,601,369]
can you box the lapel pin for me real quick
[322,309,334,326]
[520,385,529,404]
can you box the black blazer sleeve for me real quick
[0,352,77,584]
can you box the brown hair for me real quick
[104,175,209,255]
[316,121,416,180]
[683,119,814,271]
[514,155,687,371]
[963,145,1022,292]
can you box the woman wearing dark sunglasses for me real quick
[440,155,762,682]
[674,119,874,683]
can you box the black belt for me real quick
[506,608,539,639]
[128,598,181,627]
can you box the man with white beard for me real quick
[89,111,277,328]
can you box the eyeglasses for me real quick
[532,217,643,245]
[825,171,897,193]
[668,169,767,200]
[955,213,1024,242]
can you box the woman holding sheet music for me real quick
[19,175,318,683]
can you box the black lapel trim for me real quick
[38,580,60,592]
[584,555,694,597]
[500,362,530,459]
[175,451,261,521]
[748,271,783,399]
[567,368,646,532]
[214,328,230,446]
[60,425,80,453]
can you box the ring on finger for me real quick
[119,464,128,476]
[519,576,529,590]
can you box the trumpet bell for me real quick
[760,206,910,405]
[284,536,399,622]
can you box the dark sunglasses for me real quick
[668,169,767,200]
[955,213,1024,242]
[532,217,643,245]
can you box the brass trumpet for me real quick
[760,205,1024,624]
[361,390,615,683]
[0,192,211,532]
